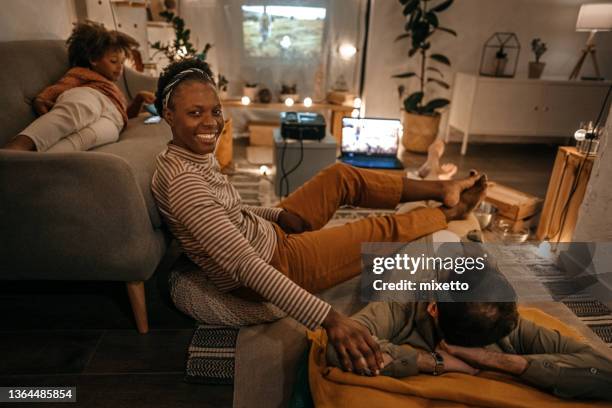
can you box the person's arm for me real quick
[327,302,478,377]
[169,172,330,330]
[441,318,612,400]
[126,91,155,119]
[242,205,284,222]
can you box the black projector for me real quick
[280,112,326,141]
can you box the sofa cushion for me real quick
[94,114,171,228]
[0,40,69,146]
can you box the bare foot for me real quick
[440,170,480,207]
[441,174,488,222]
[3,135,36,151]
[437,163,457,180]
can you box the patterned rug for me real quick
[185,326,239,384]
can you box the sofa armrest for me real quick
[120,67,158,102]
[0,151,166,281]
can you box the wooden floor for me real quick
[0,141,561,407]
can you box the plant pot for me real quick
[402,111,441,153]
[494,57,508,77]
[528,62,546,79]
[243,86,258,101]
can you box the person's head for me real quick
[66,22,139,81]
[427,301,518,347]
[156,58,223,155]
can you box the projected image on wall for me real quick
[241,5,326,59]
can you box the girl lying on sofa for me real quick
[3,22,155,152]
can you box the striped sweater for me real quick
[151,143,331,330]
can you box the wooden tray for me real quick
[485,183,543,221]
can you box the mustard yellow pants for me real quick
[271,163,447,293]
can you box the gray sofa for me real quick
[0,40,171,333]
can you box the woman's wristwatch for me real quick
[431,351,445,376]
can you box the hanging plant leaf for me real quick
[404,91,424,112]
[430,53,451,66]
[412,21,430,45]
[403,0,419,16]
[431,0,454,12]
[436,26,457,36]
[405,8,422,31]
[392,72,418,78]
[427,78,450,89]
[425,12,439,27]
[423,98,450,113]
[426,66,444,77]
[395,33,411,42]
[408,47,419,57]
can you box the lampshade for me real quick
[576,3,612,31]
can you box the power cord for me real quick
[279,131,305,198]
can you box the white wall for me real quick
[363,0,612,119]
[0,0,76,42]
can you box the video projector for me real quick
[280,112,326,141]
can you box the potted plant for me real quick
[243,82,259,101]
[150,11,212,62]
[279,83,298,103]
[393,0,456,153]
[217,74,229,99]
[529,38,547,79]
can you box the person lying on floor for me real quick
[150,57,488,378]
[326,268,612,401]
[3,22,155,152]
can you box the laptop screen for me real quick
[341,117,402,156]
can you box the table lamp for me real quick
[569,3,612,80]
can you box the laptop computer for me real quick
[339,117,404,170]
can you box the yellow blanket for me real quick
[309,307,612,408]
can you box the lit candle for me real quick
[303,97,313,107]
[241,96,251,105]
[285,97,294,107]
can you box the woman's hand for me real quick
[277,210,311,234]
[322,308,384,376]
[33,97,54,115]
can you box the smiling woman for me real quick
[151,57,487,379]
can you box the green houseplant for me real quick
[393,0,456,152]
[151,11,212,62]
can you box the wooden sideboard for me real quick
[446,73,610,155]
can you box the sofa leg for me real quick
[126,281,149,334]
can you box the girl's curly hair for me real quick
[155,58,216,115]
[66,21,139,68]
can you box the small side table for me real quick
[273,130,337,197]
[536,146,594,242]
